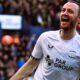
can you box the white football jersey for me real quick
[31,30,80,80]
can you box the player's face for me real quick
[60,2,79,29]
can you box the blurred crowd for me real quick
[0,0,68,29]
[0,34,34,80]
[0,0,80,80]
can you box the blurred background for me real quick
[0,0,80,80]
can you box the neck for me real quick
[59,28,76,40]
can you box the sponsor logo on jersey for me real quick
[54,58,74,71]
[45,55,74,71]
[45,55,53,66]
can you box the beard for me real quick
[60,20,77,31]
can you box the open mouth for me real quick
[61,16,70,22]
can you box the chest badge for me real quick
[68,50,76,58]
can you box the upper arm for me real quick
[27,56,40,68]
[31,33,44,59]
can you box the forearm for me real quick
[9,73,24,80]
[9,57,39,80]
[10,64,31,80]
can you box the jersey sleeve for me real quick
[31,34,44,60]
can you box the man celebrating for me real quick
[10,1,80,80]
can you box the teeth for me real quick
[63,17,68,19]
[62,16,68,19]
[61,16,69,21]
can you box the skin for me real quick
[9,57,40,80]
[60,2,79,40]
[9,2,80,80]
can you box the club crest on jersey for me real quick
[68,50,76,58]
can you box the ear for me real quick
[77,17,80,24]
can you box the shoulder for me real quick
[39,30,59,38]
[37,30,59,43]
[75,33,80,41]
[74,33,80,45]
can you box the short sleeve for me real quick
[31,34,43,60]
